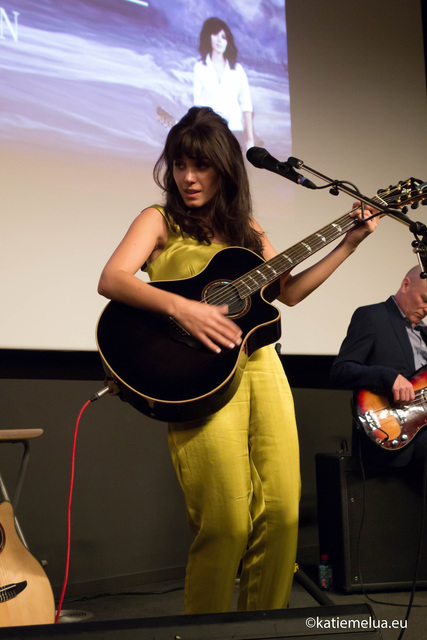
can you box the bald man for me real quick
[331,266,427,465]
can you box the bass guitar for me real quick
[0,501,55,627]
[354,366,427,451]
[96,178,427,423]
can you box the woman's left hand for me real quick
[346,202,381,248]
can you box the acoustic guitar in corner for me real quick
[0,501,55,627]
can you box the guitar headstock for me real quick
[156,106,176,130]
[376,178,427,212]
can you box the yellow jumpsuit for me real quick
[145,219,300,614]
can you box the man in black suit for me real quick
[331,265,427,466]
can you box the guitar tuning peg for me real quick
[401,206,408,214]
[411,202,420,209]
[422,199,427,206]
[377,188,385,194]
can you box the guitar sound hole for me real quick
[203,281,249,318]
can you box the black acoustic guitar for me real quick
[96,179,427,422]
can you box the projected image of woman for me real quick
[193,17,255,150]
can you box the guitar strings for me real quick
[366,388,427,416]
[203,189,398,310]
[369,394,427,419]
[204,210,357,309]
[362,387,427,448]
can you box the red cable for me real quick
[55,399,91,623]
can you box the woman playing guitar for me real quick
[98,106,378,614]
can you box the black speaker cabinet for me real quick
[316,453,427,592]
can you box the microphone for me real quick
[246,147,317,190]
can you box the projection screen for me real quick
[1,0,426,355]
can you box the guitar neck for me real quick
[237,176,427,296]
[236,210,358,297]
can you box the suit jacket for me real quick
[331,296,427,393]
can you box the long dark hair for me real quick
[198,17,238,69]
[153,107,263,255]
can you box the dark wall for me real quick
[0,376,192,595]
[0,353,354,597]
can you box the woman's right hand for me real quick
[173,297,242,353]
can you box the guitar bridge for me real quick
[0,580,27,602]
[167,316,190,337]
[166,317,205,350]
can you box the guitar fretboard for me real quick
[232,177,427,300]
[204,177,427,308]
[235,211,358,299]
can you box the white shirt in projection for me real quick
[193,55,253,131]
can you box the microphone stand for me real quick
[408,221,427,278]
[287,155,412,226]
[288,156,427,276]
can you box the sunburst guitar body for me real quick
[354,366,427,450]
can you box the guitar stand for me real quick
[294,564,335,606]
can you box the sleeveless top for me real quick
[144,205,228,282]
